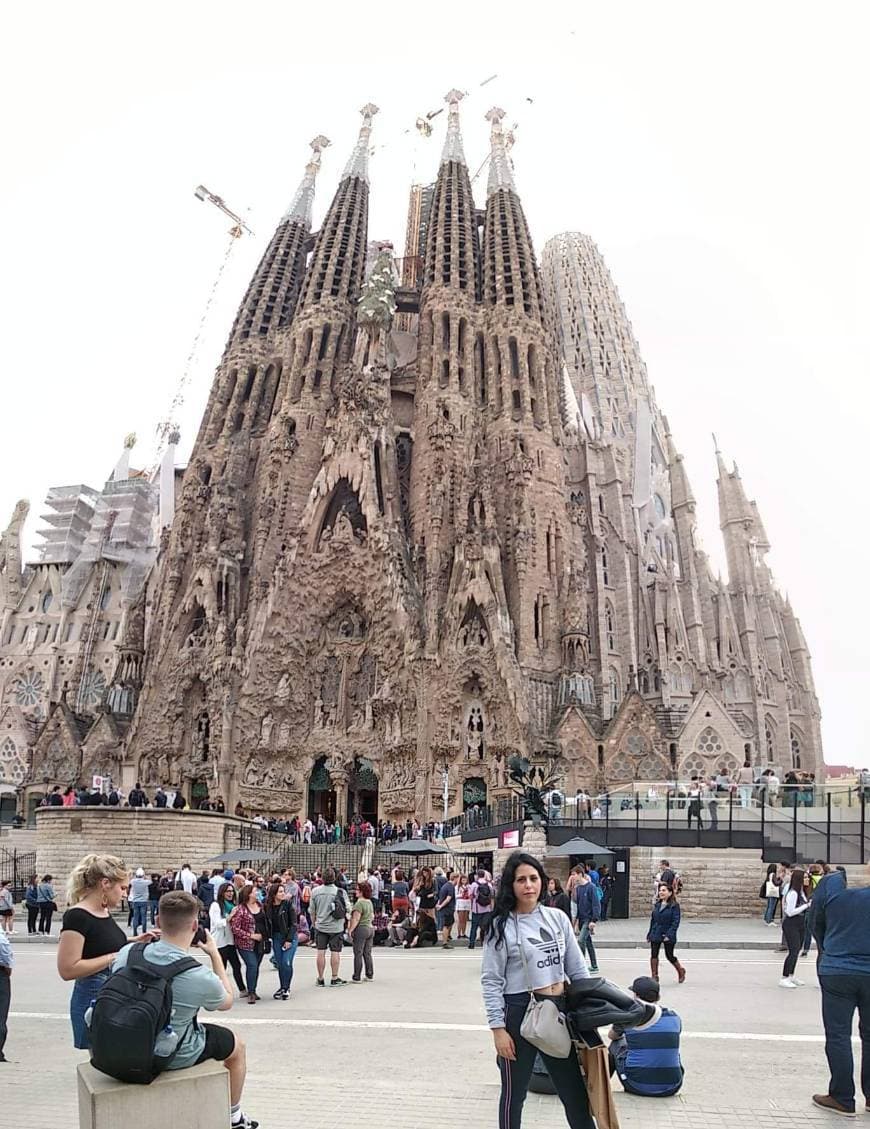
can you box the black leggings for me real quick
[38,905,53,934]
[219,945,246,993]
[782,915,804,977]
[650,939,678,965]
[498,994,594,1129]
[26,905,39,933]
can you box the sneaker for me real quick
[351,977,362,983]
[316,978,325,987]
[365,976,373,981]
[331,977,347,986]
[800,951,809,958]
[779,977,798,988]
[273,988,284,999]
[231,1114,259,1128]
[442,941,454,949]
[790,976,805,986]
[281,991,289,1000]
[811,1094,855,1117]
[589,965,599,973]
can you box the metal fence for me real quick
[0,847,36,901]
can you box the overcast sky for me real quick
[1,2,867,766]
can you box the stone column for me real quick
[331,769,349,825]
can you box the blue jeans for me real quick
[148,899,159,925]
[468,912,491,948]
[70,971,110,1049]
[131,902,149,935]
[272,936,298,993]
[819,973,870,1111]
[240,947,263,994]
[763,896,779,923]
[578,921,597,969]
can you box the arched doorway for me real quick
[463,777,487,811]
[307,756,336,822]
[348,757,378,824]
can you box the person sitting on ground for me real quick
[112,891,258,1129]
[608,976,683,1097]
[404,912,437,949]
[388,908,412,947]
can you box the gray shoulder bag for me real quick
[515,914,572,1058]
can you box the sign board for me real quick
[91,776,104,792]
[500,828,520,849]
[616,861,626,873]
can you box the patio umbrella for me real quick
[546,838,614,858]
[203,848,276,865]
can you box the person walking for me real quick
[24,875,39,935]
[348,879,375,982]
[436,870,456,949]
[810,865,870,1115]
[264,882,297,1000]
[128,867,150,936]
[686,777,704,830]
[779,867,809,988]
[481,851,595,1129]
[36,875,56,935]
[574,869,600,974]
[309,866,347,987]
[57,854,143,1048]
[230,883,268,1003]
[762,863,782,925]
[546,877,572,919]
[468,869,495,950]
[647,882,685,984]
[598,865,615,922]
[209,882,247,996]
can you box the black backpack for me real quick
[331,888,347,921]
[476,881,492,907]
[88,947,200,1084]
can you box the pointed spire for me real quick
[441,89,467,166]
[341,103,379,183]
[283,135,330,226]
[485,106,516,196]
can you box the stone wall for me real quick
[627,846,766,918]
[35,808,258,905]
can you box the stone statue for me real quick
[260,712,274,748]
[275,672,291,705]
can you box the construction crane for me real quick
[147,186,254,476]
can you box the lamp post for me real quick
[442,766,449,822]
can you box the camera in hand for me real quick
[194,925,208,945]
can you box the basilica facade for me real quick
[0,94,823,821]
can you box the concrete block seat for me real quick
[77,1059,230,1129]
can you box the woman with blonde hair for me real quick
[57,853,155,1048]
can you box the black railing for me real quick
[0,847,36,901]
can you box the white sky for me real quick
[1,1,867,767]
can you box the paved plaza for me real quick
[1,932,860,1127]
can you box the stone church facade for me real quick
[0,94,823,821]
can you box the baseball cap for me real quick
[631,976,661,1003]
[135,867,145,878]
[223,869,234,880]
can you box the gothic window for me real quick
[790,729,802,769]
[100,587,112,611]
[601,545,610,586]
[0,736,24,784]
[695,727,723,756]
[78,669,107,710]
[373,442,385,516]
[395,433,413,540]
[442,311,450,351]
[609,668,620,716]
[605,602,616,651]
[681,752,707,777]
[765,721,775,761]
[640,671,650,694]
[41,591,53,614]
[509,337,520,379]
[654,494,667,522]
[474,333,487,405]
[12,669,43,709]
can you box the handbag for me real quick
[515,914,572,1058]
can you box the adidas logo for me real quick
[527,926,563,970]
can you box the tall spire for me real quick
[441,89,467,166]
[341,103,379,183]
[283,135,330,226]
[485,107,516,196]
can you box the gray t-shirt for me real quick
[129,877,150,903]
[310,884,346,934]
[112,941,225,1069]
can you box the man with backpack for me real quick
[96,891,257,1128]
[309,867,347,987]
[467,870,494,950]
[575,868,601,973]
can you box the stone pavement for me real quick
[1,938,860,1127]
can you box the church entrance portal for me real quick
[307,756,337,822]
[348,757,379,824]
